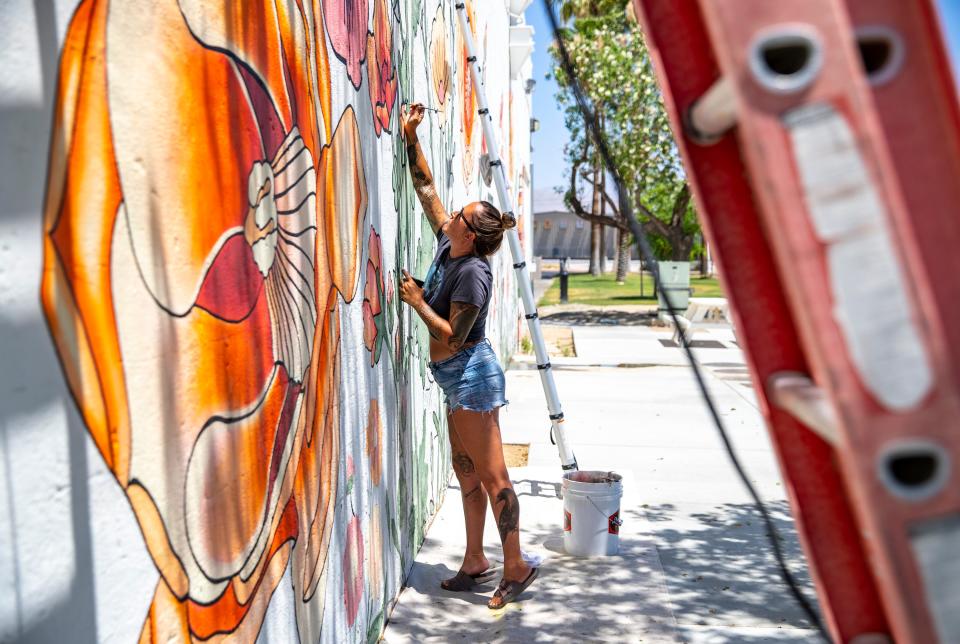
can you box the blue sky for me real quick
[527,1,960,195]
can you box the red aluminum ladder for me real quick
[632,1,960,642]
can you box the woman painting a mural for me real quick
[397,103,539,610]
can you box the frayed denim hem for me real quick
[447,399,509,415]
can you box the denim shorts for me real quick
[429,339,508,413]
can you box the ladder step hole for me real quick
[749,28,823,94]
[858,37,892,76]
[760,39,813,76]
[879,441,950,502]
[855,27,903,86]
[887,452,939,489]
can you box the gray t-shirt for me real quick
[423,229,492,344]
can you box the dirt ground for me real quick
[501,443,529,467]
[519,325,577,357]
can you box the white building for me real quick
[532,188,617,259]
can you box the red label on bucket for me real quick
[608,511,620,535]
[564,510,572,532]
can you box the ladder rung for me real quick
[686,77,736,144]
[767,372,840,446]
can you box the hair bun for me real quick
[500,212,517,230]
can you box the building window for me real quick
[559,220,568,229]
[543,219,552,230]
[575,219,584,229]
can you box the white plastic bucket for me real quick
[561,471,623,556]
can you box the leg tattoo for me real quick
[452,451,476,476]
[495,488,520,543]
[463,485,483,501]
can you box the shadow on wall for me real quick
[1,2,100,642]
[0,0,59,217]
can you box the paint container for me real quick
[561,471,623,556]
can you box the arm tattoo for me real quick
[447,302,481,352]
[406,143,431,186]
[412,299,453,342]
[411,299,478,350]
[405,136,447,233]
[495,488,520,542]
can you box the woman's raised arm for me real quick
[401,104,448,234]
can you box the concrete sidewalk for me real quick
[383,323,822,643]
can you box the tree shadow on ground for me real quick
[540,310,658,327]
[385,482,823,643]
[634,500,822,634]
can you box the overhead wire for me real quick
[540,1,831,640]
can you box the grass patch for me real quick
[540,271,724,307]
[520,335,533,354]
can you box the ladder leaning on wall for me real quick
[453,2,578,471]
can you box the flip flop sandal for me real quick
[487,567,539,610]
[440,568,493,592]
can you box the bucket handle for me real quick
[586,494,623,526]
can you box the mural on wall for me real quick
[39,0,521,642]
[457,2,479,187]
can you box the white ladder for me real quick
[454,1,577,471]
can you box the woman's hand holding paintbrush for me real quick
[400,103,439,141]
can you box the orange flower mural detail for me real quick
[367,0,398,137]
[429,6,451,115]
[342,515,365,627]
[40,1,363,641]
[458,2,479,184]
[366,504,385,607]
[366,399,383,486]
[362,226,387,366]
[325,0,370,89]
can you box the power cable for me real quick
[541,2,831,640]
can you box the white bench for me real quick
[664,297,731,345]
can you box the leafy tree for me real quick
[549,0,700,281]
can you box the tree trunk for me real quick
[589,162,603,276]
[598,170,608,274]
[671,233,694,262]
[599,227,607,273]
[668,183,694,262]
[589,223,602,276]
[615,227,630,283]
[613,227,620,270]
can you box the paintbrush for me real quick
[401,101,441,113]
